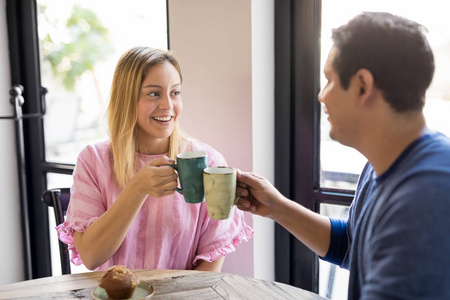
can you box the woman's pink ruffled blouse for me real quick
[56,140,253,271]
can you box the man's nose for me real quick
[317,89,324,103]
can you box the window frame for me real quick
[7,0,51,279]
[274,0,354,292]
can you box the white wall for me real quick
[0,0,26,285]
[168,0,254,278]
[251,0,275,281]
[168,0,274,280]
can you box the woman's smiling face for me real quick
[135,61,182,153]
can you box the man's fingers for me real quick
[235,197,257,212]
[235,197,250,207]
[237,169,262,186]
[237,181,248,188]
[236,202,256,213]
[236,186,249,198]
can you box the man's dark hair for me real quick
[331,12,435,112]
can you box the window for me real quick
[36,0,168,275]
[320,0,450,190]
[38,0,168,165]
[275,0,450,297]
[318,3,450,297]
[319,204,349,299]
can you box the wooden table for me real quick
[0,269,327,299]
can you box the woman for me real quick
[57,46,253,272]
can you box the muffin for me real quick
[99,265,139,299]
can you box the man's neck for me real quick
[359,111,427,177]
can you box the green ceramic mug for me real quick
[203,166,239,220]
[168,151,209,204]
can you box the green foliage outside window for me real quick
[39,4,113,91]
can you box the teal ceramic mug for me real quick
[168,151,209,204]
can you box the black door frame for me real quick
[7,0,81,279]
[7,0,51,279]
[274,0,354,292]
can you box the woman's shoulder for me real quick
[188,140,227,166]
[78,140,112,163]
[189,140,216,152]
[74,140,113,182]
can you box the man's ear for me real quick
[354,68,374,104]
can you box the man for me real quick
[236,12,450,299]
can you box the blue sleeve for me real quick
[321,218,348,266]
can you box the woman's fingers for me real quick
[146,155,175,167]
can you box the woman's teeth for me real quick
[152,116,172,122]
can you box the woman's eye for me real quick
[171,91,181,96]
[148,91,159,97]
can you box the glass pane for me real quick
[320,0,450,189]
[38,0,168,164]
[319,203,349,300]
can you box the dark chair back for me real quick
[41,188,71,275]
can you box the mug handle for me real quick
[166,164,183,194]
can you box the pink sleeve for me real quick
[191,142,254,265]
[56,218,98,266]
[56,145,107,265]
[193,207,254,265]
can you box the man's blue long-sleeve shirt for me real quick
[322,130,450,299]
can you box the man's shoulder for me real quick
[405,131,450,172]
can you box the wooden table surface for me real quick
[0,269,327,299]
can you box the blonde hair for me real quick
[107,47,189,187]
